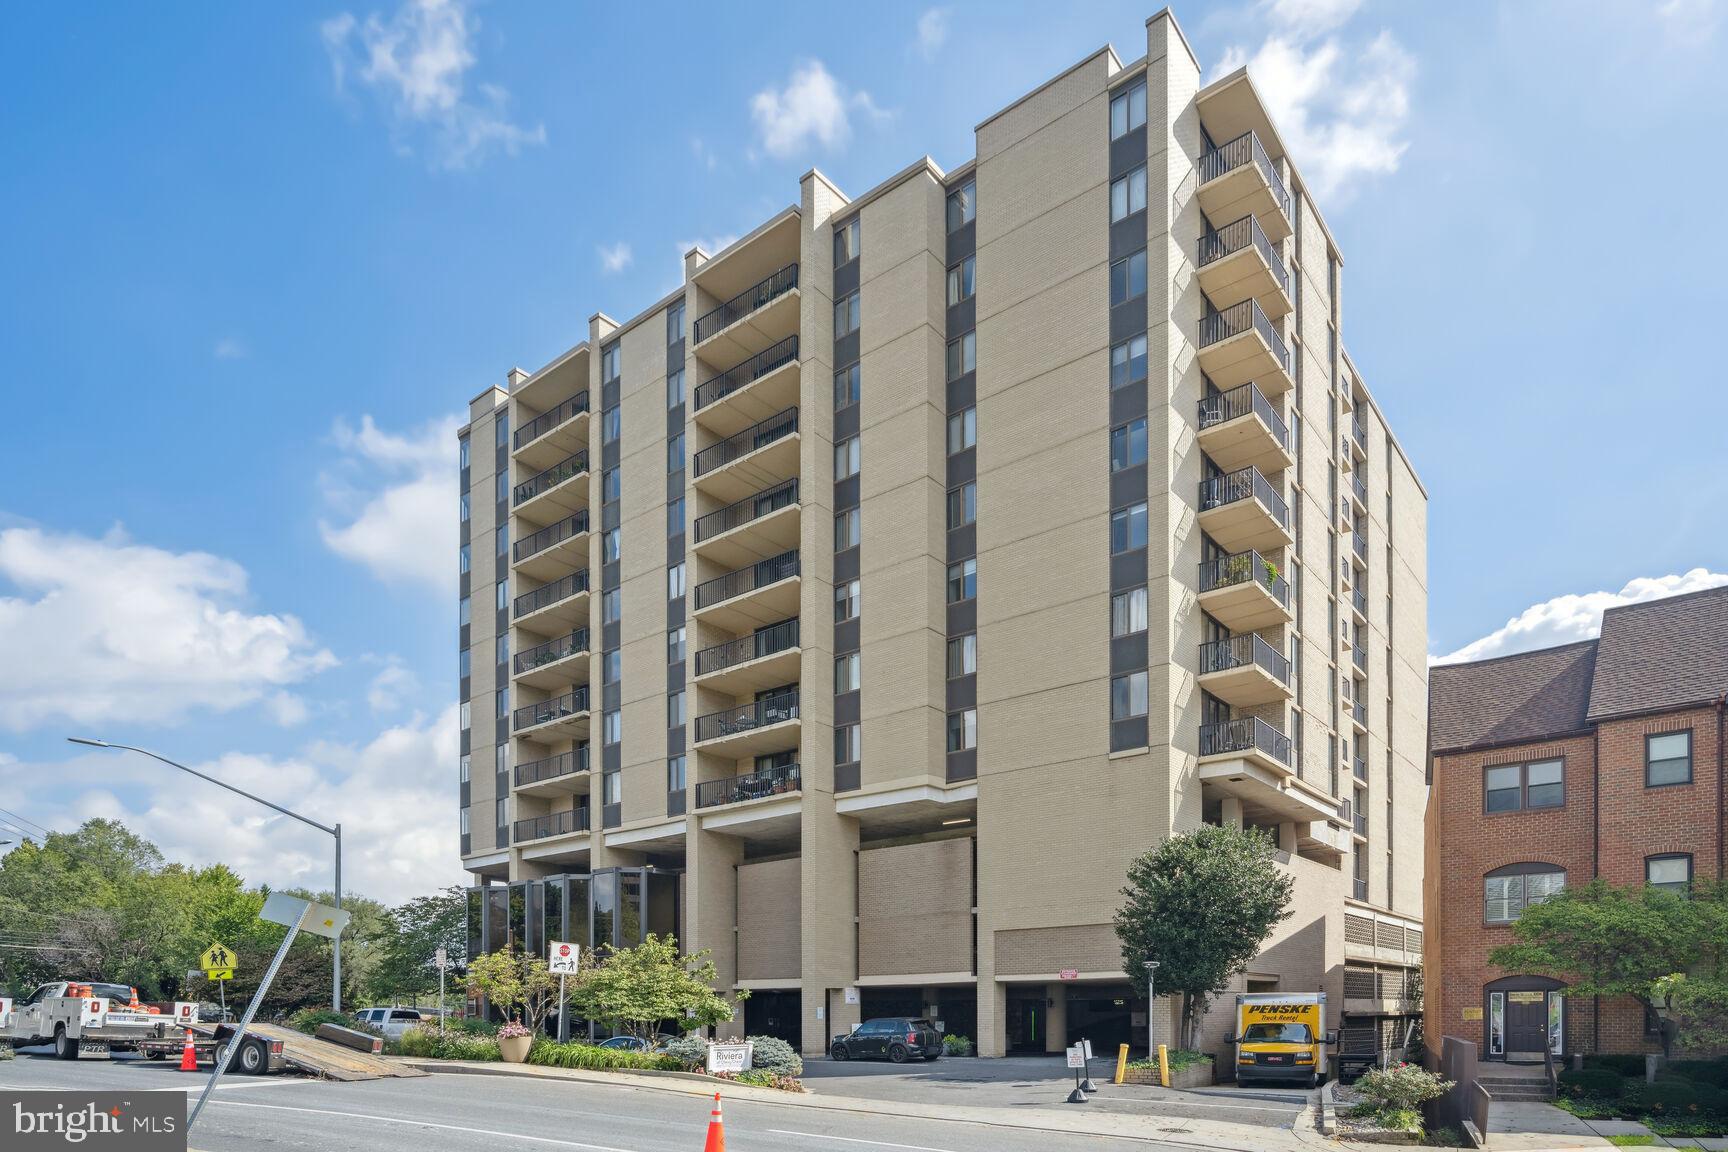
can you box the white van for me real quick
[353,1007,429,1041]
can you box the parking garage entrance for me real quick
[860,987,976,1046]
[744,989,803,1052]
[1065,983,1145,1056]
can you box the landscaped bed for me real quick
[1555,1054,1728,1140]
[387,1025,806,1090]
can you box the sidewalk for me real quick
[1485,1101,1728,1149]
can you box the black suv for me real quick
[829,1017,943,1063]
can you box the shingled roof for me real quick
[1429,640,1598,755]
[1586,584,1728,722]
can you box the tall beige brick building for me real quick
[456,8,1428,1061]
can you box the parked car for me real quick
[829,1018,943,1063]
[352,1007,430,1042]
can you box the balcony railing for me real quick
[1352,530,1367,561]
[515,746,590,789]
[514,686,590,733]
[1198,298,1291,376]
[695,762,802,809]
[1353,416,1367,450]
[693,479,799,543]
[1198,716,1292,767]
[1351,473,1367,506]
[1353,585,1368,617]
[1352,699,1368,727]
[1354,757,1368,783]
[1198,549,1290,607]
[1354,808,1369,838]
[514,629,589,676]
[695,336,800,410]
[1198,466,1290,530]
[693,689,799,744]
[695,618,800,678]
[514,569,590,618]
[693,263,799,344]
[513,511,589,563]
[1353,877,1369,902]
[513,805,590,844]
[514,450,589,505]
[1196,215,1289,295]
[514,391,590,450]
[694,407,798,477]
[1198,131,1291,220]
[1353,644,1367,671]
[1197,382,1289,450]
[1198,633,1290,685]
[693,549,800,611]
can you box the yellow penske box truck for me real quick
[1232,992,1335,1087]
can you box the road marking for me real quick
[206,1099,640,1151]
[768,1133,962,1152]
[0,1078,314,1094]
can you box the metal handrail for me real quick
[1353,877,1369,901]
[695,336,800,410]
[694,618,801,677]
[513,511,589,563]
[1198,633,1290,685]
[693,479,799,543]
[514,569,591,618]
[1354,757,1368,782]
[693,549,800,611]
[1198,131,1291,220]
[693,263,799,344]
[1353,810,1369,839]
[514,746,590,788]
[1196,215,1289,295]
[1197,382,1289,451]
[1353,699,1368,726]
[1353,416,1367,448]
[1353,530,1367,560]
[1198,716,1292,767]
[693,689,799,744]
[1197,549,1289,608]
[1353,585,1368,617]
[1198,466,1290,530]
[695,762,801,809]
[693,407,798,476]
[1197,298,1291,377]
[514,392,590,449]
[514,629,589,676]
[514,450,589,505]
[513,806,590,843]
[1351,473,1367,505]
[513,686,590,733]
[1353,645,1367,670]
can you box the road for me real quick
[0,1047,1288,1152]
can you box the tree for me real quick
[568,934,743,1041]
[465,946,563,1033]
[366,887,468,1004]
[1113,825,1294,1049]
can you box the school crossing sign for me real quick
[200,941,237,982]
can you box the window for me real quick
[946,331,976,380]
[1484,864,1566,923]
[458,437,470,470]
[496,472,509,502]
[667,496,685,536]
[667,369,686,408]
[496,525,508,556]
[496,744,509,775]
[669,690,686,728]
[667,300,685,343]
[835,652,861,693]
[1111,670,1149,720]
[668,562,686,599]
[1110,251,1147,305]
[603,709,622,745]
[1110,418,1148,471]
[834,436,861,479]
[1110,502,1148,553]
[496,580,509,610]
[459,596,471,626]
[1109,80,1146,138]
[1647,854,1693,894]
[947,708,977,752]
[947,634,977,679]
[947,558,976,603]
[668,626,686,664]
[603,589,621,624]
[603,770,622,804]
[459,807,470,835]
[1647,731,1693,786]
[1110,335,1149,390]
[668,755,687,792]
[459,753,471,783]
[947,408,977,454]
[495,634,509,664]
[495,415,509,447]
[495,687,509,718]
[602,405,621,444]
[834,292,861,337]
[834,508,860,550]
[668,432,686,472]
[601,343,621,382]
[835,578,861,621]
[458,649,471,678]
[495,798,507,828]
[459,492,470,522]
[458,544,471,575]
[1112,587,1148,637]
[946,483,977,530]
[946,180,975,232]
[834,216,860,265]
[1110,166,1147,221]
[946,256,976,305]
[603,648,621,684]
[603,528,621,562]
[1484,759,1564,813]
[834,362,861,409]
[603,468,621,501]
[835,723,862,764]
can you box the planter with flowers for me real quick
[497,1021,533,1063]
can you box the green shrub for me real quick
[662,1034,708,1069]
[1587,1053,1649,1078]
[525,1038,681,1073]
[444,1016,499,1037]
[1555,1094,1620,1121]
[1352,1062,1452,1128]
[1627,1078,1700,1116]
[1668,1058,1728,1088]
[289,1008,354,1036]
[1558,1067,1625,1098]
[1125,1049,1211,1073]
[1423,1126,1463,1148]
[716,1068,804,1092]
[1647,1114,1728,1138]
[941,1033,975,1056]
[390,1025,500,1061]
[747,1034,802,1077]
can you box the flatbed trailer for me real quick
[135,1025,288,1075]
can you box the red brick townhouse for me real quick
[1425,585,1728,1061]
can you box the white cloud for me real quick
[0,526,337,733]
[1657,0,1722,42]
[598,241,633,274]
[1213,4,1413,200]
[749,60,886,159]
[319,413,461,596]
[915,8,950,60]
[367,663,419,713]
[1434,568,1728,665]
[266,692,311,727]
[321,0,545,170]
[213,337,248,361]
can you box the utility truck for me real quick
[1232,991,1336,1087]
[1,981,175,1059]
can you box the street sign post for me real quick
[548,941,580,1043]
[200,942,238,1018]
[435,947,448,1035]
[1066,1043,1089,1103]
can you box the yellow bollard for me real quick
[1115,1043,1129,1085]
[1158,1043,1170,1088]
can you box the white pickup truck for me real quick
[0,980,180,1059]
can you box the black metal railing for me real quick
[693,263,799,344]
[1351,473,1367,506]
[1198,633,1291,686]
[514,629,589,676]
[693,407,798,476]
[1353,644,1366,671]
[1196,215,1289,295]
[695,336,800,410]
[1353,416,1366,450]
[1354,809,1369,839]
[1352,530,1367,561]
[695,762,802,809]
[1198,466,1290,529]
[1197,549,1290,608]
[513,805,590,843]
[1354,757,1368,783]
[513,511,589,563]
[693,689,799,744]
[514,450,589,505]
[1352,699,1368,727]
[1198,716,1292,767]
[514,392,590,449]
[1353,584,1368,617]
[693,479,799,543]
[514,746,590,789]
[1197,382,1289,452]
[694,618,801,678]
[513,686,590,733]
[1197,298,1291,378]
[693,549,799,611]
[1198,131,1291,220]
[514,569,590,618]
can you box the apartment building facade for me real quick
[456,9,1429,1060]
[1425,586,1728,1061]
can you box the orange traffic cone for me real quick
[179,1028,198,1072]
[702,1092,725,1152]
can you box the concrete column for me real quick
[1221,796,1244,829]
[978,978,1006,1057]
[1045,983,1068,1054]
[687,827,742,1037]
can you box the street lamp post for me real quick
[1144,960,1161,1059]
[68,737,345,1013]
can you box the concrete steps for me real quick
[1477,1074,1554,1102]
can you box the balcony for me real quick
[1351,416,1367,461]
[1351,529,1368,569]
[514,686,590,739]
[694,336,800,438]
[1197,299,1292,394]
[693,263,800,364]
[511,511,589,584]
[513,569,591,632]
[693,407,800,504]
[692,689,800,759]
[1353,805,1369,841]
[513,628,590,690]
[1352,643,1366,672]
[1354,756,1368,783]
[1353,877,1369,902]
[1197,131,1292,243]
[1197,550,1291,631]
[692,478,800,569]
[1196,215,1291,319]
[1351,583,1368,624]
[513,805,590,845]
[1197,466,1291,554]
[692,549,800,633]
[1350,697,1368,733]
[693,618,801,695]
[513,747,590,798]
[1349,472,1368,512]
[1197,634,1292,708]
[696,761,802,810]
[1196,382,1292,476]
[1200,717,1335,825]
[513,391,590,469]
[513,450,589,519]
[1339,433,1355,473]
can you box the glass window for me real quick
[459,649,471,678]
[835,651,861,693]
[667,300,685,344]
[947,634,977,679]
[834,216,860,265]
[1484,765,1521,812]
[601,405,622,445]
[495,743,509,775]
[834,508,860,550]
[668,626,686,663]
[495,634,509,663]
[603,709,622,746]
[946,256,976,305]
[603,770,622,804]
[1647,731,1693,786]
[495,687,509,718]
[459,806,470,836]
[834,362,861,409]
[496,580,509,610]
[458,544,471,575]
[668,432,686,472]
[1485,866,1566,923]
[667,496,685,536]
[668,755,687,792]
[604,468,621,501]
[668,563,686,599]
[495,415,509,447]
[496,472,509,502]
[835,723,862,765]
[667,369,686,408]
[495,525,508,556]
[495,797,507,827]
[601,343,621,382]
[834,292,861,337]
[1111,670,1148,720]
[459,753,470,783]
[946,331,976,380]
[946,180,976,232]
[603,648,621,684]
[1110,418,1148,471]
[835,436,861,479]
[1111,587,1148,637]
[459,596,471,626]
[947,483,977,529]
[947,408,977,454]
[834,579,861,622]
[459,491,470,522]
[603,528,621,562]
[1109,80,1146,138]
[1110,502,1148,553]
[1648,855,1692,894]
[669,690,686,728]
[947,708,977,752]
[458,437,470,470]
[603,589,621,623]
[947,558,976,603]
[459,700,471,731]
[1526,759,1564,808]
[1110,251,1148,305]
[1110,166,1147,221]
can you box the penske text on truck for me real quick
[1232,992,1336,1087]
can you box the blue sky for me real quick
[1,0,1725,900]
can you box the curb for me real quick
[1316,1081,1340,1136]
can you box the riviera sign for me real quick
[4,1091,184,1151]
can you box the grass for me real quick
[1125,1049,1212,1073]
[1606,1136,1656,1147]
